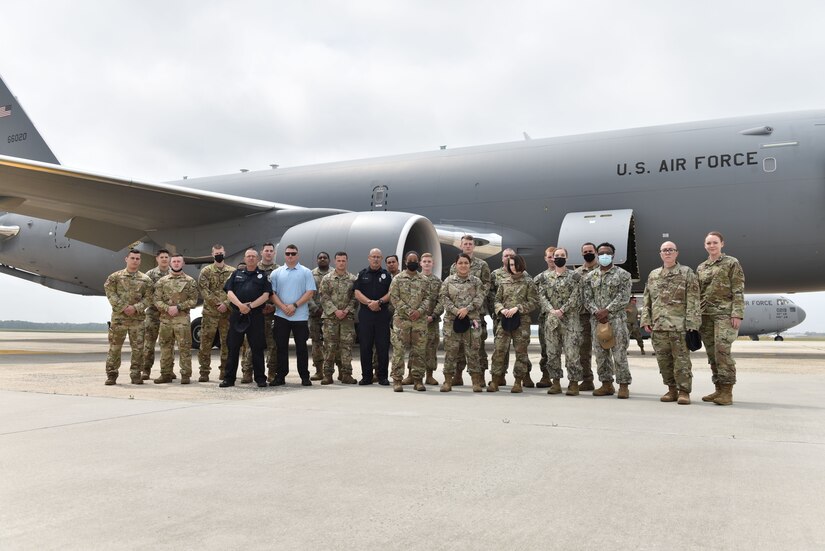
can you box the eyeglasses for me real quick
[285,252,297,256]
[660,248,677,254]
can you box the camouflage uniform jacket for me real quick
[423,273,443,321]
[198,263,235,315]
[144,267,170,318]
[154,272,199,322]
[309,267,330,317]
[641,262,701,331]
[389,271,429,321]
[538,269,581,329]
[583,265,632,320]
[494,274,538,315]
[440,274,485,322]
[450,256,491,313]
[574,264,598,313]
[104,269,153,322]
[697,254,745,318]
[319,270,358,320]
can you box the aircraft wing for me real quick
[0,155,290,250]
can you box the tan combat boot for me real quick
[414,378,426,391]
[310,366,324,381]
[401,370,414,385]
[471,373,483,393]
[321,373,333,385]
[713,384,733,406]
[219,368,226,380]
[181,376,191,384]
[425,369,439,385]
[547,379,562,395]
[131,376,143,385]
[198,374,209,383]
[617,383,630,399]
[677,390,690,405]
[241,372,253,384]
[566,381,579,396]
[536,371,552,388]
[593,382,615,396]
[579,380,595,392]
[452,368,465,386]
[341,373,357,384]
[522,371,535,388]
[440,377,453,392]
[141,371,150,381]
[702,384,721,402]
[154,374,173,384]
[640,346,645,355]
[495,373,507,387]
[660,385,678,402]
[171,372,177,380]
[487,378,499,392]
[105,374,117,386]
[393,379,404,392]
[511,377,523,393]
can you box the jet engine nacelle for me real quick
[276,212,442,274]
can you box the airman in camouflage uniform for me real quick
[240,244,279,383]
[697,231,745,406]
[153,255,199,384]
[420,253,442,385]
[449,235,491,386]
[575,242,599,391]
[309,252,331,381]
[103,249,153,385]
[641,241,701,405]
[488,254,537,393]
[582,242,632,398]
[537,247,582,395]
[439,253,485,392]
[532,245,557,388]
[625,297,645,354]
[198,245,235,381]
[141,249,170,380]
[319,252,358,385]
[489,249,515,385]
[389,252,430,391]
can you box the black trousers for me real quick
[358,310,390,380]
[274,316,310,381]
[225,309,266,384]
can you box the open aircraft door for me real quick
[558,209,639,280]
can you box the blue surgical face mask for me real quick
[598,254,613,267]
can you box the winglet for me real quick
[0,73,59,164]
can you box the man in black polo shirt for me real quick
[220,249,273,388]
[354,248,393,385]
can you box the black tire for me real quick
[191,317,221,349]
[774,335,784,341]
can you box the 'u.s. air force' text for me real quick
[617,151,758,176]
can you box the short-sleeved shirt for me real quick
[354,267,392,316]
[224,268,273,311]
[270,263,316,321]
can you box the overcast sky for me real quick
[1,1,824,332]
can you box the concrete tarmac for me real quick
[1,331,824,550]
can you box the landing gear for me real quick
[750,335,759,341]
[774,335,784,341]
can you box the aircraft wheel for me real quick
[774,335,784,342]
[750,335,759,341]
[190,317,220,349]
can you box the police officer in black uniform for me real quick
[220,248,273,388]
[354,248,393,385]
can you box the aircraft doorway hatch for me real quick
[371,185,388,211]
[53,222,70,249]
[558,209,639,279]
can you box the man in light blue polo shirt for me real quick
[269,244,316,386]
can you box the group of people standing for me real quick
[103,231,744,405]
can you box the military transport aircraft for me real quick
[1,72,824,315]
[740,295,807,341]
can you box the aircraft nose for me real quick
[797,305,807,324]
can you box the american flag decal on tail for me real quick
[0,105,11,118]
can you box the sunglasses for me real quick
[285,252,297,256]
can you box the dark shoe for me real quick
[270,378,286,386]
[358,378,374,385]
[301,379,312,386]
[257,381,268,388]
[378,379,390,386]
[219,380,234,388]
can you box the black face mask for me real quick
[553,257,567,267]
[214,254,225,263]
[582,252,596,263]
[171,266,184,273]
[406,262,420,272]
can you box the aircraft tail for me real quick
[0,73,59,164]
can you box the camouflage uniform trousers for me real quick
[323,318,355,375]
[424,320,440,373]
[627,323,644,349]
[106,317,145,380]
[142,311,161,377]
[651,330,692,392]
[456,319,489,372]
[590,317,632,384]
[391,317,427,381]
[310,314,325,370]
[242,314,277,377]
[545,316,582,382]
[198,311,230,375]
[442,322,481,376]
[158,318,193,378]
[579,313,594,382]
[699,314,738,385]
[490,317,531,378]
